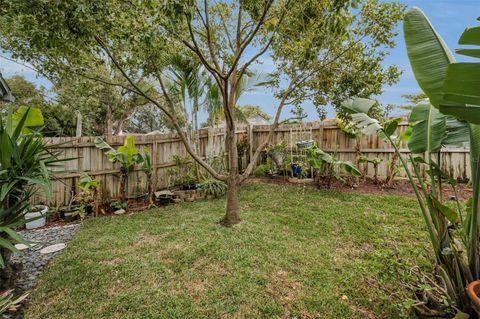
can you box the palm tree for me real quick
[203,70,274,127]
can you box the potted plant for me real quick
[25,204,48,229]
[167,155,199,190]
[295,139,314,150]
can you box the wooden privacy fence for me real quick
[39,121,470,206]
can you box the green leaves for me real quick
[444,63,480,107]
[351,113,383,135]
[306,144,361,177]
[408,103,446,153]
[79,175,99,191]
[10,106,44,135]
[430,196,459,224]
[403,7,455,108]
[95,135,143,171]
[117,135,140,164]
[341,98,376,114]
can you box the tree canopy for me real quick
[0,0,405,225]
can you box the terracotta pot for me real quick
[467,280,480,313]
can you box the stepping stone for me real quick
[40,243,66,254]
[114,209,126,215]
[15,243,36,251]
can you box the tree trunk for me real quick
[105,105,113,137]
[220,116,241,227]
[146,173,153,206]
[120,168,128,202]
[75,111,82,137]
[221,177,240,227]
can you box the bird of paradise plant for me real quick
[341,8,480,318]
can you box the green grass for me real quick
[26,183,430,319]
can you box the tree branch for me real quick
[239,32,371,183]
[226,0,273,79]
[202,0,222,72]
[236,0,291,80]
[183,12,224,79]
[239,79,295,183]
[94,35,227,181]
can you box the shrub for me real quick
[199,179,227,198]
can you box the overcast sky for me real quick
[1,0,478,123]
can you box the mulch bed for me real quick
[247,176,473,201]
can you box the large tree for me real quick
[0,0,404,226]
[0,75,77,136]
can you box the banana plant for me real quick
[358,156,382,183]
[306,144,361,188]
[95,135,143,202]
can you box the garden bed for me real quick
[250,176,473,201]
[24,183,430,319]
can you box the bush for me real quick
[199,179,227,198]
[0,106,61,290]
[253,163,274,177]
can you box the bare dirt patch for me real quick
[266,270,304,304]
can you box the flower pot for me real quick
[467,280,480,313]
[181,183,199,191]
[296,139,314,150]
[157,194,173,205]
[25,205,48,229]
[59,205,82,221]
[291,163,302,177]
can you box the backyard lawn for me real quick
[26,183,429,319]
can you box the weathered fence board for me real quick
[36,121,470,206]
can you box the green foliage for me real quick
[359,156,382,166]
[344,95,472,315]
[306,144,361,187]
[95,135,143,173]
[266,140,287,170]
[407,102,469,154]
[167,155,198,187]
[141,147,152,176]
[334,115,359,139]
[0,107,59,268]
[95,135,143,200]
[74,174,100,219]
[402,9,480,316]
[0,75,76,137]
[109,200,127,211]
[79,175,99,191]
[272,0,405,119]
[0,0,406,225]
[0,290,28,315]
[253,163,274,177]
[199,179,227,198]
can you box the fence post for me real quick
[248,124,253,164]
[152,138,159,191]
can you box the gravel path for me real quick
[10,223,81,292]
